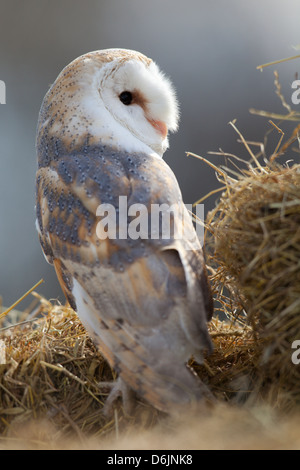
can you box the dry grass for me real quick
[0,295,164,448]
[0,297,300,450]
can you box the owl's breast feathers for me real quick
[36,137,213,412]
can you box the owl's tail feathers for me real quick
[119,358,214,415]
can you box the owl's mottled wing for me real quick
[36,142,213,411]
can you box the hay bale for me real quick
[205,155,300,411]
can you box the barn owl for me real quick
[36,49,213,415]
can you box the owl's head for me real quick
[38,49,179,157]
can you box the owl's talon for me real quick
[102,377,136,418]
[96,381,115,390]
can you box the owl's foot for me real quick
[101,377,136,417]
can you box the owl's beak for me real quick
[147,118,168,139]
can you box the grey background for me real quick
[0,0,299,307]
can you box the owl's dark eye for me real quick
[119,91,133,105]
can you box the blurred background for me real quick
[0,0,299,306]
